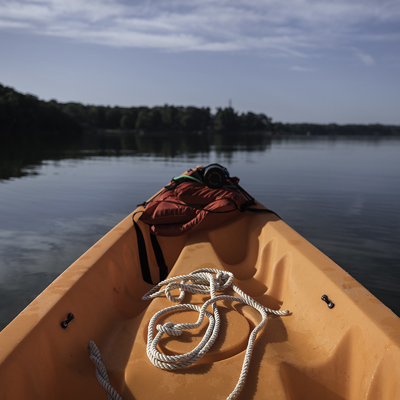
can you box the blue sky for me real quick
[0,0,399,124]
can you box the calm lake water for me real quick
[1,133,400,330]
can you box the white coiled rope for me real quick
[88,268,289,400]
[142,268,290,399]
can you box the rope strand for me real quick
[87,341,122,400]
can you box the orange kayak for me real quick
[1,169,400,400]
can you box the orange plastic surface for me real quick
[1,204,400,399]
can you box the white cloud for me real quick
[0,20,31,29]
[0,0,399,61]
[291,66,316,72]
[355,51,375,66]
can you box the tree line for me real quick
[0,84,80,136]
[0,84,272,136]
[273,122,400,136]
[57,102,273,133]
[1,83,399,137]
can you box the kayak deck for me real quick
[1,209,400,399]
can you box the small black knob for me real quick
[61,313,75,328]
[321,294,335,309]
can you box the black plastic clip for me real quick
[61,313,75,328]
[321,294,335,309]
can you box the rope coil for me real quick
[142,268,290,399]
[88,268,290,400]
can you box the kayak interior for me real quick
[1,208,399,399]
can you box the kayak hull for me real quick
[1,206,399,399]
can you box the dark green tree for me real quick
[0,84,80,135]
[180,107,211,131]
[120,108,139,130]
[104,107,123,129]
[135,108,163,131]
[240,112,272,131]
[158,105,180,130]
[214,107,240,132]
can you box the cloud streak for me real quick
[355,51,375,66]
[1,0,399,63]
[291,65,317,72]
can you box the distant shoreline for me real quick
[85,126,400,136]
[1,83,399,137]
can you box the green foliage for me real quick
[240,112,272,131]
[1,83,399,137]
[179,107,211,131]
[213,108,272,132]
[57,101,276,134]
[61,102,89,127]
[120,108,139,130]
[214,107,240,132]
[136,108,162,130]
[0,84,81,136]
[273,123,400,136]
[159,105,181,130]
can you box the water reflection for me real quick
[0,134,78,181]
[0,131,273,181]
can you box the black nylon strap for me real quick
[133,220,153,284]
[150,234,169,281]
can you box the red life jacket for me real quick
[134,166,279,284]
[138,168,254,236]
